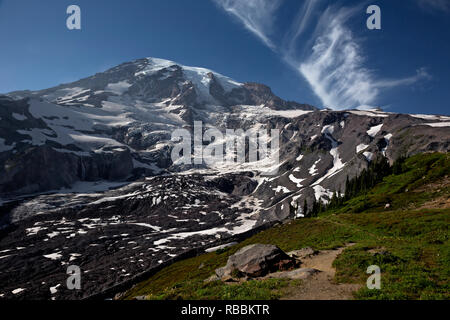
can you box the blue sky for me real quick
[0,0,449,115]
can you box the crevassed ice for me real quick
[135,58,243,102]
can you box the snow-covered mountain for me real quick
[0,57,449,299]
[1,57,315,196]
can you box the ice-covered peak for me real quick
[134,57,178,77]
[135,57,243,102]
[8,57,312,111]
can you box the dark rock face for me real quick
[240,83,315,111]
[88,149,134,181]
[0,145,134,197]
[0,146,79,195]
[209,173,257,196]
[208,81,316,111]
[215,244,299,280]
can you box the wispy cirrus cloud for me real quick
[375,68,431,88]
[293,4,430,109]
[213,0,431,110]
[212,0,282,50]
[296,5,378,109]
[282,0,322,57]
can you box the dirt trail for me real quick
[282,244,362,300]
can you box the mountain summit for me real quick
[10,57,315,111]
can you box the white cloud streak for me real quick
[375,68,431,88]
[283,0,321,55]
[212,0,282,50]
[297,5,378,109]
[213,0,431,110]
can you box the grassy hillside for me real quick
[122,153,449,300]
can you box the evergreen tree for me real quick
[311,199,319,217]
[289,203,295,218]
[393,155,406,175]
[303,155,399,219]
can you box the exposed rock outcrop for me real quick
[0,145,133,196]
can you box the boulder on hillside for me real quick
[215,244,299,281]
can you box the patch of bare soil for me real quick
[414,175,449,193]
[418,195,450,209]
[281,244,362,300]
[409,175,450,209]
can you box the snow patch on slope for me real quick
[313,185,333,203]
[314,126,345,186]
[239,105,312,120]
[309,159,320,176]
[44,87,91,104]
[363,151,374,161]
[356,144,369,153]
[106,81,132,95]
[12,113,27,121]
[12,288,25,295]
[382,133,393,156]
[422,122,450,128]
[349,110,389,118]
[0,138,15,152]
[411,114,450,121]
[367,124,383,138]
[273,186,291,194]
[43,252,63,261]
[289,174,305,188]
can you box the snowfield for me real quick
[356,144,369,153]
[289,174,305,188]
[423,122,450,128]
[367,124,383,138]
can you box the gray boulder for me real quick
[215,244,299,280]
